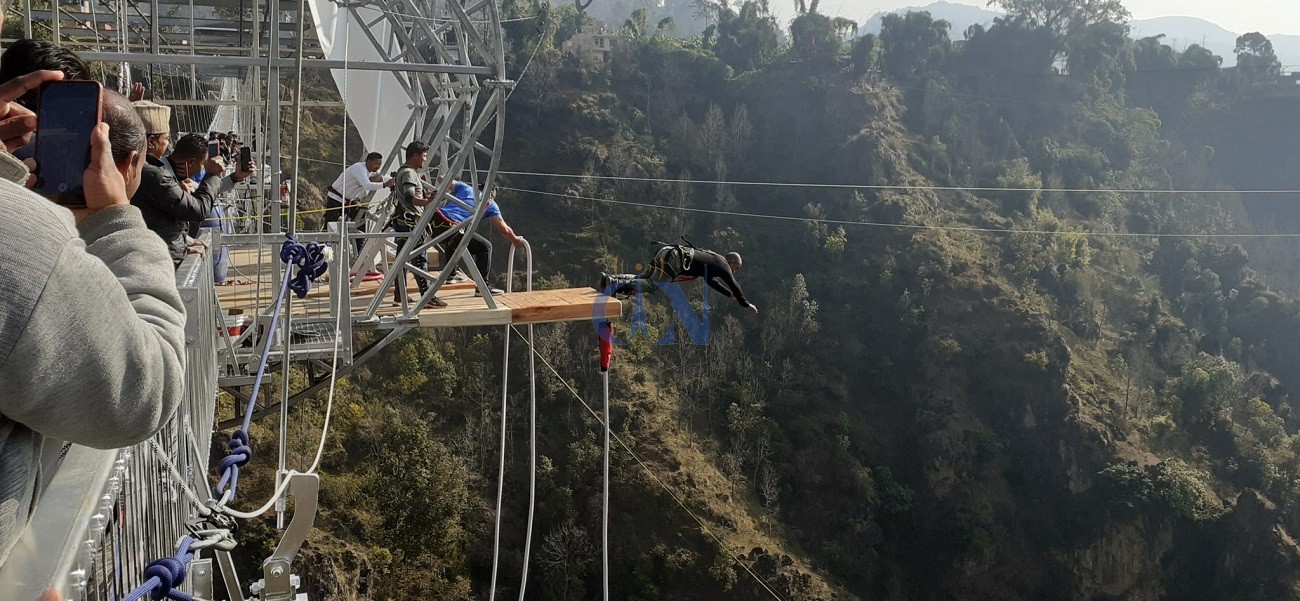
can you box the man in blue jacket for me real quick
[432,178,524,295]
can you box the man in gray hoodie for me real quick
[0,70,187,563]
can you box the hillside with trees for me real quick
[232,0,1300,598]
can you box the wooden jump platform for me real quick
[215,248,620,328]
[406,287,620,327]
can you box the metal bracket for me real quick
[257,473,320,600]
[191,558,215,600]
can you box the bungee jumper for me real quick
[600,238,758,314]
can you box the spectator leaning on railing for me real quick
[0,70,187,564]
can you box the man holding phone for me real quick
[0,69,186,565]
[132,129,253,264]
[0,40,95,169]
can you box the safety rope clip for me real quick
[191,508,237,533]
[188,527,238,552]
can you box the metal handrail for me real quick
[504,237,533,293]
[0,235,221,601]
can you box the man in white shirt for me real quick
[325,152,393,255]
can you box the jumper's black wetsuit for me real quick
[608,245,751,308]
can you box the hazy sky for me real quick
[797,0,1300,36]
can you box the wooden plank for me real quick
[539,291,576,306]
[512,305,587,324]
[499,290,565,303]
[595,295,622,320]
[493,295,523,309]
[508,288,621,325]
[417,306,513,327]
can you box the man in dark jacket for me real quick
[131,132,251,264]
[601,243,758,314]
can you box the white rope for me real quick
[223,284,346,518]
[151,256,347,521]
[501,186,1300,239]
[601,367,610,601]
[306,245,349,475]
[516,322,538,600]
[149,439,213,518]
[487,317,512,601]
[489,247,540,600]
[511,326,788,601]
[218,265,346,519]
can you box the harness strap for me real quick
[648,245,693,280]
[435,208,457,225]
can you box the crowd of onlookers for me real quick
[208,130,245,163]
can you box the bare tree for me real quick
[537,521,595,601]
[751,436,771,484]
[760,462,781,525]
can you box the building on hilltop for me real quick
[561,22,618,63]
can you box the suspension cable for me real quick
[501,186,1300,239]
[497,170,1300,195]
[246,157,1300,197]
[505,16,550,102]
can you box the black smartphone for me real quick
[239,146,252,170]
[33,80,102,207]
[208,140,220,157]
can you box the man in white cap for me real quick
[132,99,171,161]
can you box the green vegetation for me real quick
[231,1,1300,598]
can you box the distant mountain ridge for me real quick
[855,1,1300,70]
[857,0,998,38]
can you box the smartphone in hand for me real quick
[208,140,220,157]
[33,81,102,207]
[239,146,252,171]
